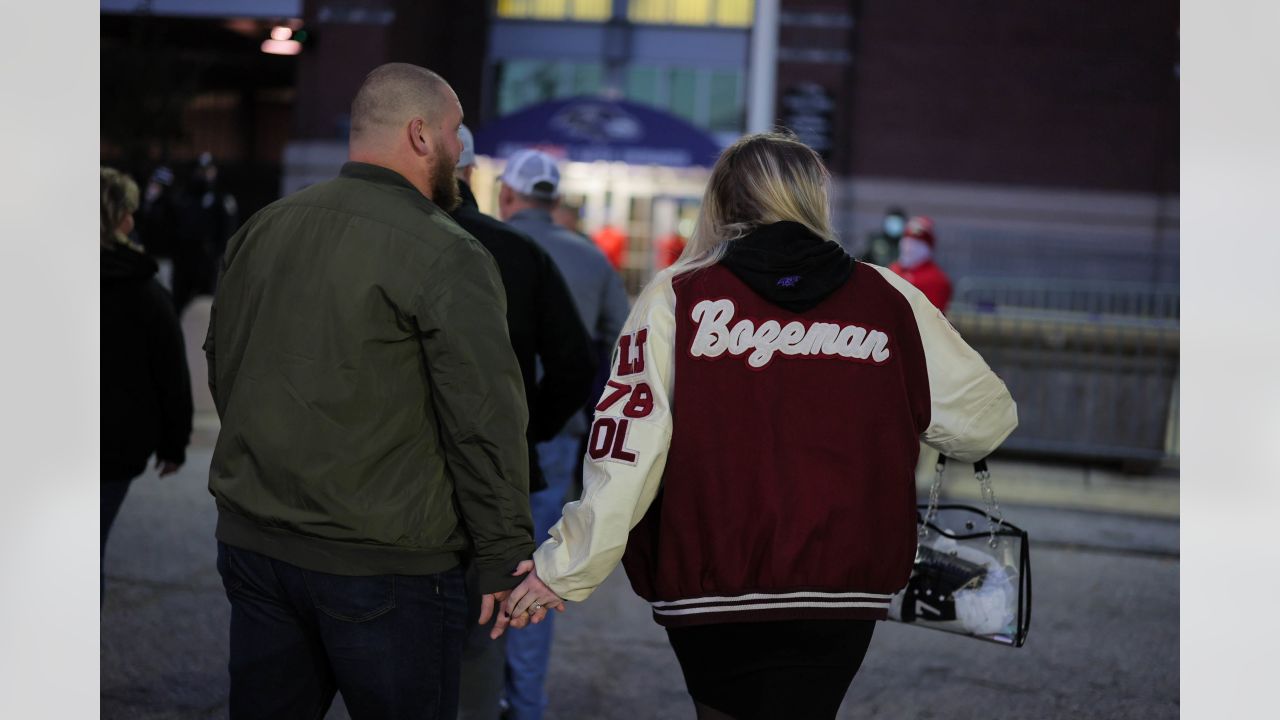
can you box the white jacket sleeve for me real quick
[533,274,677,601]
[870,265,1018,462]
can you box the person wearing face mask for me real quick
[861,206,907,267]
[890,216,953,313]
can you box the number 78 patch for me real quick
[589,380,655,465]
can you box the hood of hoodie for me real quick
[101,243,158,286]
[720,221,854,313]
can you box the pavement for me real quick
[101,413,1179,720]
[102,304,1179,718]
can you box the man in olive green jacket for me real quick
[204,63,535,719]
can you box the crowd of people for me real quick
[102,61,1014,720]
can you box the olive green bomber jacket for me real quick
[204,162,535,594]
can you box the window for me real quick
[497,60,607,115]
[627,0,753,27]
[624,66,743,134]
[707,71,742,132]
[496,62,745,136]
[667,68,698,123]
[496,0,611,22]
[626,66,661,107]
[497,61,564,116]
[573,63,604,95]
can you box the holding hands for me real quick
[487,559,565,639]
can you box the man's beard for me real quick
[430,151,461,212]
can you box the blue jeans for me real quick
[216,542,467,720]
[504,434,578,720]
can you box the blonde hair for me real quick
[100,167,140,249]
[669,131,837,276]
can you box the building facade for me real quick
[104,0,1177,287]
[777,0,1179,284]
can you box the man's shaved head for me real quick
[347,62,465,209]
[350,63,452,141]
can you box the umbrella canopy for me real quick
[474,96,723,168]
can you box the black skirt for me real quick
[666,619,876,720]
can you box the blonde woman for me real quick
[100,167,192,598]
[493,133,1018,719]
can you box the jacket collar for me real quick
[339,162,420,194]
[508,207,555,226]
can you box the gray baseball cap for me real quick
[499,149,561,201]
[457,124,475,169]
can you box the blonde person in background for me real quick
[492,132,1017,720]
[100,167,193,602]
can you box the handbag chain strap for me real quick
[920,456,1006,548]
[919,456,946,541]
[974,458,1005,547]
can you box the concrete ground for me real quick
[104,302,1177,717]
[101,418,1178,720]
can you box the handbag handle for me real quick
[921,455,1005,547]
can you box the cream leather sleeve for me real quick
[533,274,677,602]
[869,265,1018,463]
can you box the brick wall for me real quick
[843,0,1178,193]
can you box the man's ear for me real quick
[408,117,431,156]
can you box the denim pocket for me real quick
[302,570,397,623]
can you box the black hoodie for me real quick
[101,243,193,479]
[720,220,855,313]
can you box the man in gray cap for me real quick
[496,149,630,720]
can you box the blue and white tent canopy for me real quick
[473,96,723,168]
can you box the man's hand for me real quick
[478,590,508,626]
[477,560,534,625]
[490,562,565,640]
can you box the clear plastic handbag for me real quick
[887,457,1033,647]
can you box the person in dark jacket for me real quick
[173,152,238,312]
[100,167,193,598]
[137,165,180,292]
[450,125,595,496]
[860,205,907,267]
[204,64,536,720]
[450,124,595,720]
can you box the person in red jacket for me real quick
[655,231,687,270]
[890,215,953,312]
[592,224,627,270]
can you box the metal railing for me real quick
[953,277,1180,321]
[949,278,1180,469]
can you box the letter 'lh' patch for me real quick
[616,328,649,376]
[689,298,891,368]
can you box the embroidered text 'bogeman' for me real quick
[689,298,891,369]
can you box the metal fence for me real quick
[954,278,1180,321]
[949,278,1180,470]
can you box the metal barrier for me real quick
[948,278,1180,469]
[953,278,1180,320]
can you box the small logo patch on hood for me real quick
[776,275,802,288]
